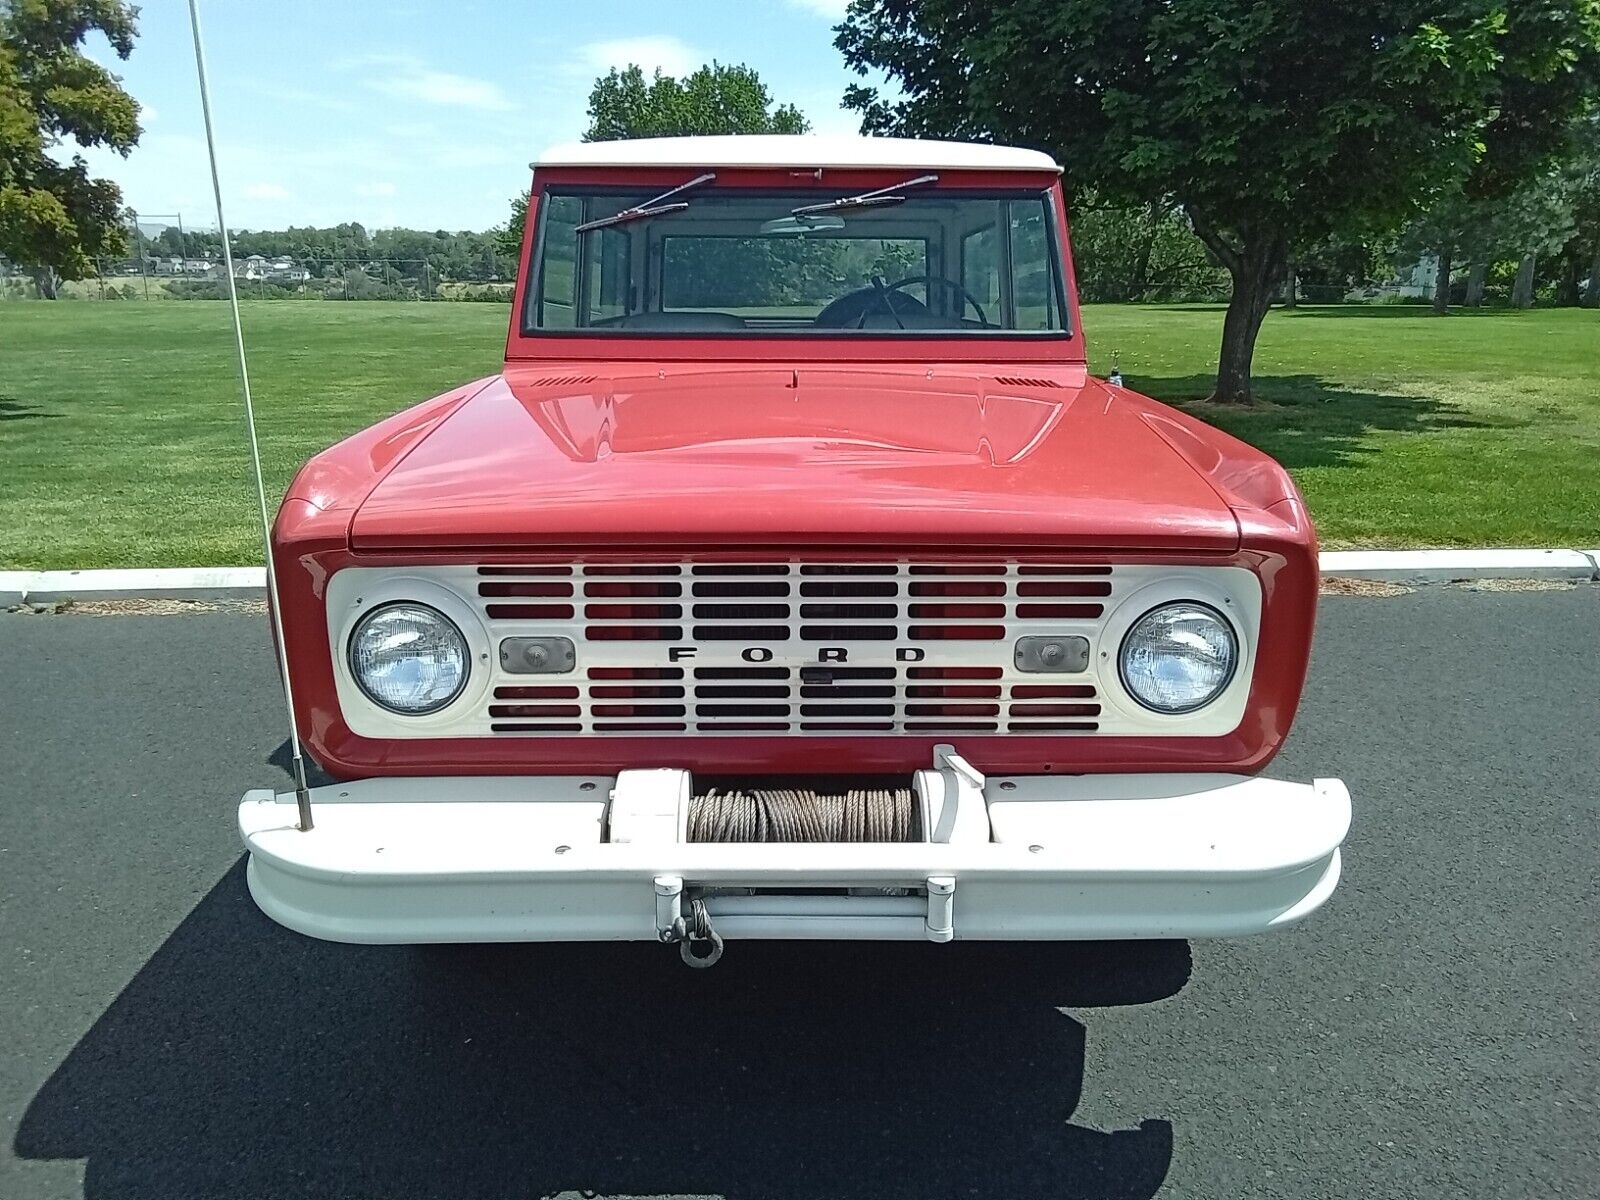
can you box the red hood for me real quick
[348,364,1240,553]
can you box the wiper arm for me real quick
[790,173,939,217]
[574,171,717,233]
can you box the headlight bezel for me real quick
[326,572,494,738]
[1117,599,1240,715]
[346,599,471,716]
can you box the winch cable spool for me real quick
[687,787,920,843]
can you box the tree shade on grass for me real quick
[0,302,1596,570]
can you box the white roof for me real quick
[534,134,1060,173]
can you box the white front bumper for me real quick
[238,771,1351,945]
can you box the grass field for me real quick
[1,301,1597,569]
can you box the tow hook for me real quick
[677,898,724,968]
[654,876,724,968]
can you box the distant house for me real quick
[225,254,310,284]
[1393,255,1437,299]
[1347,254,1437,302]
[182,257,214,274]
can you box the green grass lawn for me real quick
[1,300,1596,569]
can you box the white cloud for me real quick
[356,181,398,197]
[243,83,361,114]
[372,67,515,111]
[343,56,515,111]
[578,35,700,79]
[139,102,159,125]
[241,182,290,200]
[786,0,850,18]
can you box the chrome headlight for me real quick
[1118,601,1238,714]
[348,602,469,715]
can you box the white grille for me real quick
[325,562,1260,740]
[476,561,1114,736]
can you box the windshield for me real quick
[523,186,1068,336]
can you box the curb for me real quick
[1318,548,1599,584]
[2,567,267,606]
[4,551,1598,607]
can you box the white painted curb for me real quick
[3,566,266,606]
[3,551,1596,607]
[1319,548,1599,583]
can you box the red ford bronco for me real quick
[240,135,1350,964]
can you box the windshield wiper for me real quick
[574,171,717,233]
[790,173,939,217]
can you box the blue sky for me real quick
[72,0,873,233]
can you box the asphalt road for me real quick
[2,586,1596,1200]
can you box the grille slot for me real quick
[473,562,1118,736]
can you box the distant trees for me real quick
[0,0,142,297]
[1068,197,1226,303]
[142,221,516,290]
[1402,113,1600,311]
[1553,127,1600,306]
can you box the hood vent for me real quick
[527,374,598,388]
[993,376,1061,389]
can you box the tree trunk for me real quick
[1554,253,1581,307]
[1465,261,1487,308]
[1187,208,1288,405]
[30,266,60,300]
[1130,203,1159,301]
[1282,258,1297,308]
[1512,254,1536,309]
[1586,249,1600,309]
[1431,248,1452,315]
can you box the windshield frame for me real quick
[517,180,1075,344]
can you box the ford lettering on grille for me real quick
[474,561,1116,736]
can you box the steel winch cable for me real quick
[687,787,919,843]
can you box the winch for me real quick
[687,786,920,843]
[610,745,988,966]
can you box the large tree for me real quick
[836,1,1600,402]
[584,61,809,142]
[0,0,141,298]
[497,62,808,257]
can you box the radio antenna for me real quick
[187,0,313,831]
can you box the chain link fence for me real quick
[0,258,515,302]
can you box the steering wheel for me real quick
[880,274,991,327]
[816,273,992,329]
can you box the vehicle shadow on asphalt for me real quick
[16,859,1189,1200]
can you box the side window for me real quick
[533,194,633,328]
[962,217,1000,315]
[1009,202,1060,331]
[585,225,630,325]
[536,194,579,329]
